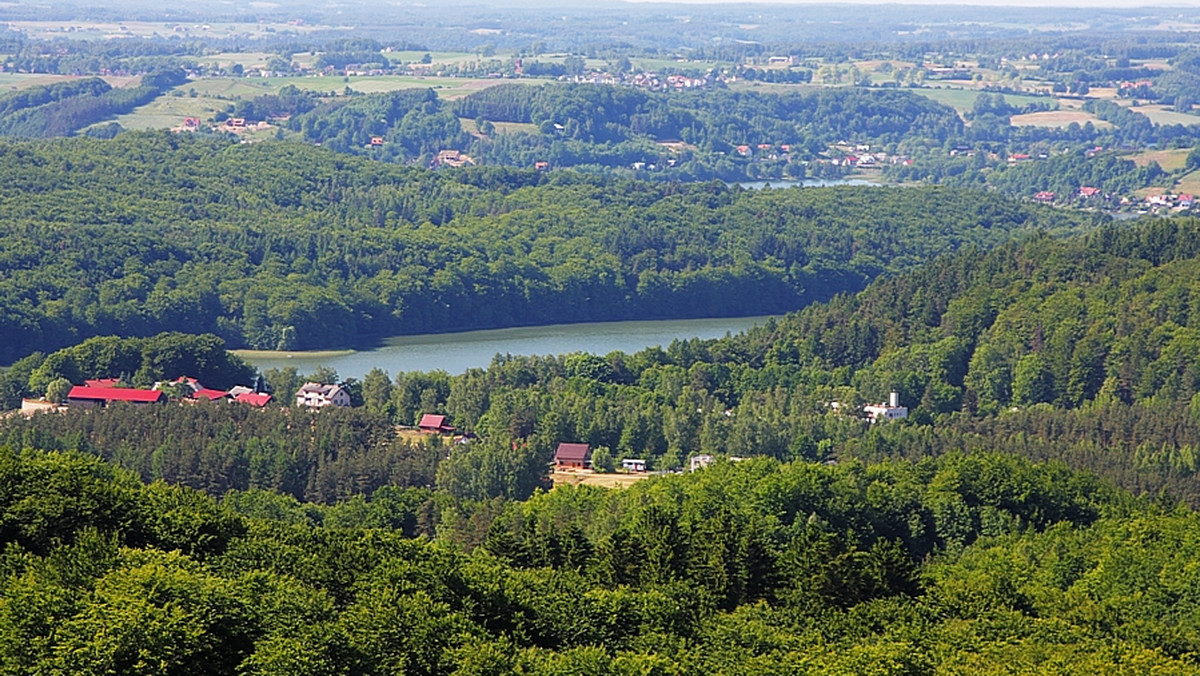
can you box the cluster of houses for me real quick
[568,70,715,91]
[1032,188,1195,212]
[551,443,731,474]
[20,377,377,416]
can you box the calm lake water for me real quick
[241,315,776,379]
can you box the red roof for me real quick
[418,414,454,432]
[85,378,122,387]
[555,443,591,462]
[68,386,166,404]
[235,392,273,407]
[193,389,230,401]
[419,413,446,428]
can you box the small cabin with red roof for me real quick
[67,386,167,408]
[418,414,455,434]
[554,443,591,469]
[193,389,231,402]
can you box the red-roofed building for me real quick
[85,378,123,387]
[554,443,591,469]
[418,414,455,434]
[1034,191,1056,202]
[67,386,166,408]
[1079,186,1102,198]
[235,391,273,407]
[193,389,231,401]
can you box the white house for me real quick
[863,392,907,423]
[295,382,352,408]
[622,458,647,473]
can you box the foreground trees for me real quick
[0,447,1198,674]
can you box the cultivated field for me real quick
[1010,110,1111,128]
[1131,105,1200,127]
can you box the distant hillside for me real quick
[0,132,1084,363]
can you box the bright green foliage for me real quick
[0,446,1199,674]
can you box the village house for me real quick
[554,443,591,469]
[622,458,647,473]
[418,414,455,434]
[295,382,352,408]
[863,392,907,423]
[690,454,714,472]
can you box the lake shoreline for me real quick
[236,314,778,378]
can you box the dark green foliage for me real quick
[0,404,440,503]
[0,132,1078,362]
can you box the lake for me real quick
[238,315,776,379]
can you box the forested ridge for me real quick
[0,131,1081,363]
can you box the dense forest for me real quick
[0,132,1085,363]
[6,444,1200,673]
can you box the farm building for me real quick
[555,443,591,469]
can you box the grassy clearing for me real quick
[106,93,231,130]
[911,87,1053,113]
[1174,170,1200,195]
[1131,105,1200,127]
[551,468,649,489]
[1127,149,1191,171]
[1010,110,1110,128]
[460,118,539,134]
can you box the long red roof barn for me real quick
[67,386,166,405]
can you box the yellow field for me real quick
[1009,110,1111,128]
[1127,148,1191,171]
[551,468,648,489]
